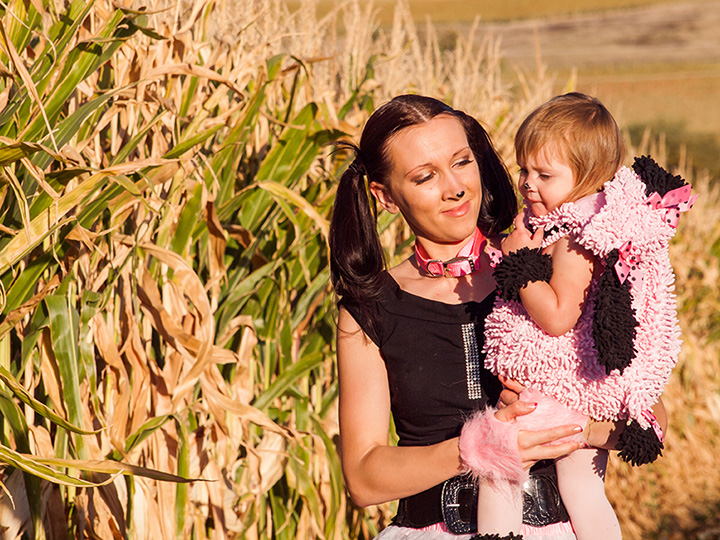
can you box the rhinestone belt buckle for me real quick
[441,475,477,534]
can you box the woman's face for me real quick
[370,115,482,255]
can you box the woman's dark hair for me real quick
[329,94,516,325]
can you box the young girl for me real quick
[458,93,694,540]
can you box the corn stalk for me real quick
[0,1,718,539]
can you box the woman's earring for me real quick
[456,190,465,198]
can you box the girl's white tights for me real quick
[476,448,622,539]
[556,448,622,540]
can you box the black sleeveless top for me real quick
[340,274,502,447]
[340,274,569,530]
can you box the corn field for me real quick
[0,0,717,538]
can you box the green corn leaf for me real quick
[0,386,43,540]
[2,450,203,486]
[110,111,165,165]
[257,180,329,240]
[31,455,201,483]
[0,365,98,435]
[0,140,57,167]
[79,290,102,419]
[255,103,317,184]
[290,268,329,330]
[0,443,105,487]
[216,261,277,339]
[44,293,87,458]
[287,453,322,533]
[2,251,52,313]
[120,413,175,456]
[266,54,285,81]
[23,9,133,142]
[30,0,96,96]
[252,352,324,411]
[163,123,224,160]
[32,85,130,170]
[0,0,42,66]
[214,85,267,209]
[309,415,343,538]
[170,182,203,256]
[174,417,190,538]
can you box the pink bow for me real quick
[645,184,698,228]
[641,409,665,443]
[614,241,643,286]
[487,247,503,268]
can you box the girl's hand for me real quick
[501,212,544,256]
[495,400,584,470]
[497,375,525,408]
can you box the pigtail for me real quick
[329,144,387,328]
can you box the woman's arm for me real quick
[338,307,584,507]
[337,307,460,506]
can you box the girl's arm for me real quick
[585,398,668,450]
[502,214,595,336]
[337,307,584,507]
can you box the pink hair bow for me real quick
[641,409,665,443]
[645,184,698,228]
[614,240,643,286]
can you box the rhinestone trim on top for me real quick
[462,323,483,400]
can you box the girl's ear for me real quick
[369,182,399,214]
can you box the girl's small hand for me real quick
[501,212,544,256]
[497,375,526,408]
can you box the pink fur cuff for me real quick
[458,407,526,485]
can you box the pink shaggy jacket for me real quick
[483,165,689,429]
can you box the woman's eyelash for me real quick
[415,172,434,183]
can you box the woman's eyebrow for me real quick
[403,147,472,178]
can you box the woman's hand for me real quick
[495,400,584,470]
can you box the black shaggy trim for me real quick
[493,247,553,302]
[592,250,638,375]
[470,534,524,540]
[632,155,686,198]
[617,419,664,466]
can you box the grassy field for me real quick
[285,0,717,23]
[572,64,720,176]
[284,0,720,177]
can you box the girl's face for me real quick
[517,147,576,217]
[369,115,482,256]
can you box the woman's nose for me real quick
[443,171,465,198]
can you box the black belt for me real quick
[392,460,570,534]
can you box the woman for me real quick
[329,95,623,540]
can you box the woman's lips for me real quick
[443,200,471,217]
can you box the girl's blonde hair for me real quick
[515,92,625,203]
